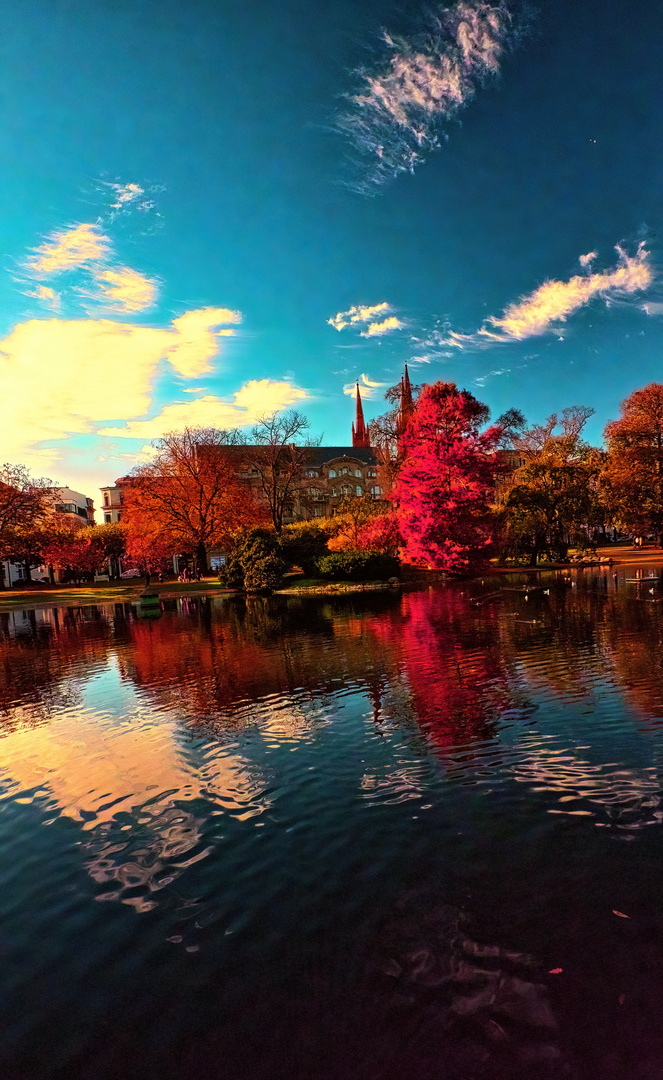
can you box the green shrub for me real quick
[279,524,330,573]
[224,528,285,592]
[314,550,400,581]
[243,554,287,593]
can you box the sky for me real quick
[2,0,663,508]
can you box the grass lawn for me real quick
[0,578,233,613]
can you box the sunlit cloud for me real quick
[0,308,242,464]
[342,372,388,399]
[80,265,160,314]
[474,367,509,386]
[328,301,391,331]
[360,315,403,337]
[643,301,663,315]
[446,242,653,348]
[336,1,521,193]
[98,380,311,439]
[579,250,598,268]
[108,181,144,208]
[25,284,61,311]
[24,222,111,277]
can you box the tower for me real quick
[396,363,414,443]
[352,383,371,448]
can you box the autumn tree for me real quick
[501,407,603,563]
[0,464,55,586]
[41,521,108,584]
[602,384,663,541]
[124,427,263,573]
[327,494,387,551]
[391,382,503,573]
[243,411,320,533]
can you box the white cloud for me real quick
[337,1,519,192]
[328,302,391,331]
[446,242,653,348]
[643,302,663,315]
[98,380,311,439]
[579,250,598,268]
[25,284,61,311]
[342,372,388,398]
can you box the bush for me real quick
[279,524,330,573]
[244,554,287,593]
[224,528,285,592]
[314,550,400,581]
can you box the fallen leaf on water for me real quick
[612,910,630,919]
[618,993,626,1005]
[548,968,563,974]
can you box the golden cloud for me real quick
[0,308,243,461]
[24,223,111,276]
[98,380,311,439]
[360,315,403,337]
[84,266,160,314]
[447,243,653,347]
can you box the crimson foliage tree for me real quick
[391,382,503,572]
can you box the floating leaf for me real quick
[612,910,630,918]
[548,968,563,974]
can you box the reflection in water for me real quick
[3,574,663,1077]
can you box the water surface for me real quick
[3,568,663,1079]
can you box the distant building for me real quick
[99,484,123,524]
[2,485,96,587]
[49,487,95,525]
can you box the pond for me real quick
[2,568,663,1079]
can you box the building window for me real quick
[116,512,122,522]
[341,485,351,496]
[355,469,362,478]
[104,513,111,524]
[103,493,110,506]
[372,485,381,497]
[367,469,377,478]
[356,485,362,496]
[313,507,324,518]
[331,488,338,497]
[340,467,349,476]
[329,469,336,478]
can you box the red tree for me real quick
[391,382,503,572]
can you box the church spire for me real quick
[396,364,415,444]
[352,383,370,447]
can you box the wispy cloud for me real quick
[0,308,243,464]
[342,372,388,399]
[474,367,509,386]
[21,211,161,315]
[361,315,403,337]
[81,266,160,314]
[643,301,663,316]
[25,284,61,312]
[328,302,391,331]
[98,380,310,439]
[24,223,111,276]
[446,242,653,348]
[336,1,521,193]
[579,251,598,268]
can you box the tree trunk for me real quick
[24,560,32,584]
[196,542,208,574]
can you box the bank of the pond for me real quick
[0,578,234,613]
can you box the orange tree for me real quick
[602,384,663,540]
[123,427,264,573]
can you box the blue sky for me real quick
[1,0,663,502]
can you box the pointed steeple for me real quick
[396,364,415,444]
[352,383,370,447]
